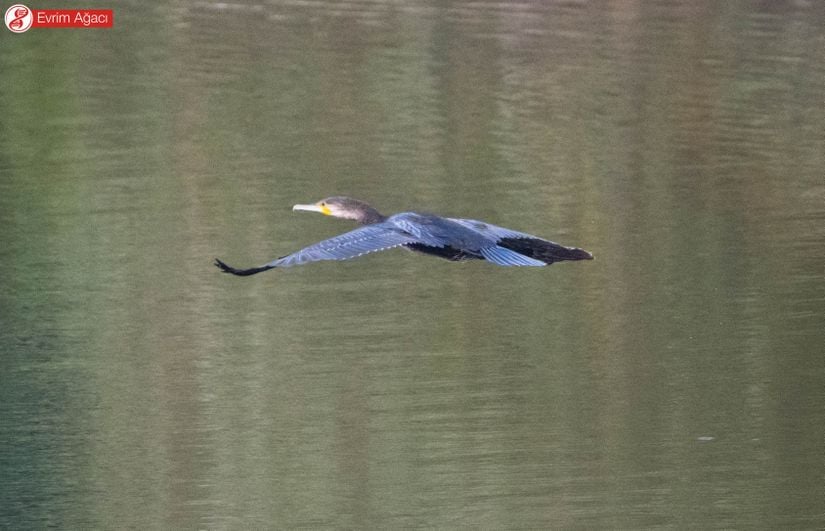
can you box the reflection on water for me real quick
[1,1,823,528]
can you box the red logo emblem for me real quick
[5,4,33,33]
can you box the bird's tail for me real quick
[497,237,593,265]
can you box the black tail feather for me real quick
[214,258,275,276]
[498,237,593,265]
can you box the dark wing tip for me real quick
[557,247,593,261]
[214,258,235,273]
[575,248,594,260]
[497,237,593,264]
[214,258,274,276]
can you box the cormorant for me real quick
[214,196,592,276]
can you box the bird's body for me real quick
[215,196,592,276]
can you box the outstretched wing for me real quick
[448,218,593,264]
[215,222,421,276]
[273,223,421,267]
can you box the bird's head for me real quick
[292,196,385,224]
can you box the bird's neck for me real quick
[357,208,387,225]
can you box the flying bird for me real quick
[214,196,592,276]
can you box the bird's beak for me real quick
[292,203,332,216]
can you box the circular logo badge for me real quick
[5,4,33,33]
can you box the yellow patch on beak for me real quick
[292,203,332,215]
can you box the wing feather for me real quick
[389,214,453,247]
[265,222,420,268]
[447,217,541,240]
[448,217,592,263]
[479,245,547,267]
